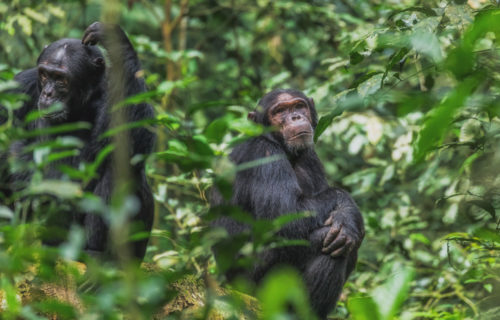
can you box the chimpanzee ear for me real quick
[308,97,315,108]
[248,111,257,122]
[94,57,105,68]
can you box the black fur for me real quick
[3,23,155,261]
[212,89,364,319]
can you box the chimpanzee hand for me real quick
[82,22,126,48]
[321,213,364,257]
[82,22,105,46]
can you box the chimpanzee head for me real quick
[36,38,105,122]
[249,89,318,154]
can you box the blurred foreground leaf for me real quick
[349,263,415,320]
[27,180,83,199]
[258,267,316,320]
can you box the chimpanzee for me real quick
[4,22,155,260]
[211,89,364,318]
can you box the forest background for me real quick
[0,0,499,319]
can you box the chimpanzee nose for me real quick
[43,88,54,98]
[291,113,302,121]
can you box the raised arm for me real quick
[82,22,145,97]
[82,22,155,158]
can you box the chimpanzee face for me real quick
[36,39,105,122]
[37,63,71,120]
[267,93,314,151]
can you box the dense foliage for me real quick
[0,0,499,319]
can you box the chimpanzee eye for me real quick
[273,106,285,115]
[54,75,68,87]
[296,102,306,109]
[57,78,68,86]
[39,72,47,83]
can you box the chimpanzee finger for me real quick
[324,216,333,226]
[82,22,102,45]
[322,225,340,247]
[330,240,354,258]
[84,22,101,35]
[82,33,98,46]
[330,244,348,257]
[322,235,346,254]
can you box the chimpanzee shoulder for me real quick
[13,68,39,121]
[230,135,286,165]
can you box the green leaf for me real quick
[99,119,156,139]
[484,284,493,293]
[410,31,443,62]
[26,180,83,199]
[186,100,232,116]
[410,233,431,245]
[229,118,264,136]
[156,135,214,171]
[444,232,469,240]
[314,111,340,142]
[46,150,79,163]
[112,91,160,110]
[314,91,364,142]
[382,47,409,84]
[349,71,384,89]
[34,299,77,319]
[473,228,500,243]
[349,51,364,65]
[413,75,480,162]
[445,9,500,79]
[468,200,496,219]
[205,116,231,143]
[23,8,48,24]
[348,294,381,320]
[388,6,437,21]
[445,47,475,79]
[271,212,312,229]
[0,205,14,220]
[372,263,415,320]
[20,122,92,138]
[0,80,20,92]
[258,267,316,320]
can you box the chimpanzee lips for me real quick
[42,109,68,120]
[38,100,67,120]
[291,131,312,139]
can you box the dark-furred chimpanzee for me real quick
[4,22,155,261]
[211,89,364,318]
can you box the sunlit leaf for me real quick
[0,205,14,220]
[372,264,415,319]
[348,294,381,320]
[413,75,480,162]
[27,180,83,198]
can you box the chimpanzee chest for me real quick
[294,165,318,196]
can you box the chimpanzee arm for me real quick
[292,150,364,256]
[317,188,364,257]
[10,68,39,123]
[82,22,144,96]
[82,22,155,157]
[230,138,333,239]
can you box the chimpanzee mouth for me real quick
[42,110,68,121]
[291,131,312,139]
